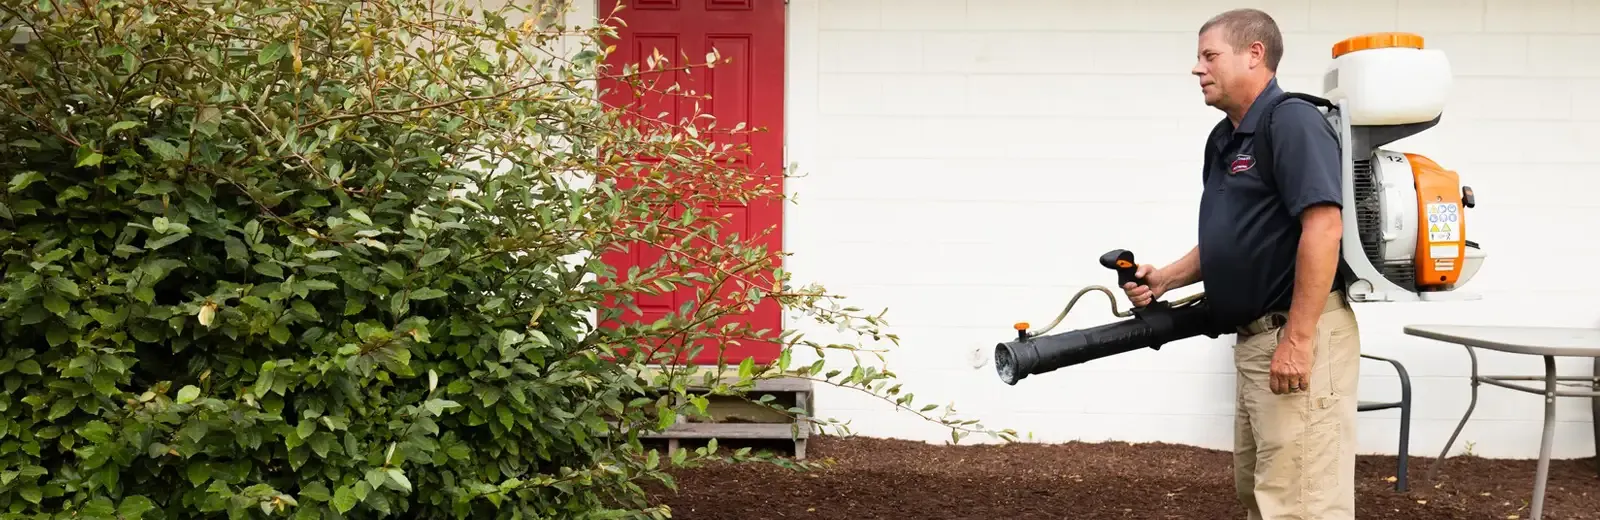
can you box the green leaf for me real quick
[419,249,450,267]
[332,486,357,513]
[224,236,248,261]
[177,385,200,404]
[145,230,188,250]
[244,219,262,244]
[46,276,79,297]
[9,171,44,193]
[118,496,157,518]
[255,367,278,395]
[410,288,447,300]
[141,137,181,161]
[81,420,114,444]
[301,482,332,502]
[423,399,459,415]
[253,261,284,279]
[186,463,212,486]
[270,324,291,344]
[191,106,222,136]
[88,307,126,326]
[83,497,118,517]
[259,42,289,65]
[321,415,348,431]
[76,151,103,167]
[107,120,142,136]
[291,299,320,320]
[384,468,412,493]
[308,432,333,458]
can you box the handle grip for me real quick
[1099,249,1146,289]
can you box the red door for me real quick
[596,0,785,366]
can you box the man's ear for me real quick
[1250,41,1266,69]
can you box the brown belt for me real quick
[1236,291,1349,337]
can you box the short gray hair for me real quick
[1199,8,1284,72]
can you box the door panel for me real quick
[596,0,785,366]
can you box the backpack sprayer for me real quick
[995,32,1488,386]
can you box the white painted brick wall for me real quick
[786,0,1600,460]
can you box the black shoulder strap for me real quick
[1256,91,1352,293]
[1254,92,1336,192]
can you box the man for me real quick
[1119,8,1360,520]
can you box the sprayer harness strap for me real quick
[1197,83,1350,328]
[1250,91,1337,193]
[1248,90,1354,304]
[1198,90,1336,189]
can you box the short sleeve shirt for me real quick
[1197,78,1344,328]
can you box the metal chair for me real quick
[1359,353,1413,492]
[1591,358,1599,477]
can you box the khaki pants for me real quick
[1233,291,1360,520]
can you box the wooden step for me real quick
[613,374,814,459]
[643,422,807,439]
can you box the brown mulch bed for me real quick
[647,435,1600,520]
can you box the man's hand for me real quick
[1270,333,1313,394]
[1122,264,1168,307]
[1271,203,1342,395]
[1122,246,1202,308]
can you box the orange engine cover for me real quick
[1407,153,1465,288]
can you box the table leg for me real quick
[1531,355,1558,520]
[1429,345,1481,484]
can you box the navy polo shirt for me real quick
[1197,78,1343,329]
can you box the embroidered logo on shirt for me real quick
[1229,154,1254,174]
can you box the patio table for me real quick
[1403,324,1600,520]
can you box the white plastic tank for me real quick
[1321,32,1452,126]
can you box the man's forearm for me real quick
[1285,205,1344,343]
[1158,245,1203,290]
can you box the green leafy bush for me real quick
[0,0,1015,517]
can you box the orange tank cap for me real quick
[1331,32,1425,58]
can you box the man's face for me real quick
[1192,27,1256,110]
